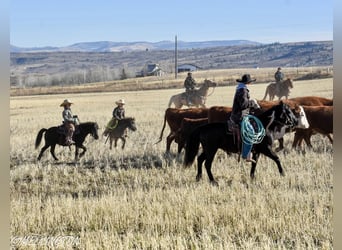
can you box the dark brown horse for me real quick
[184,102,298,185]
[103,117,137,149]
[35,122,99,161]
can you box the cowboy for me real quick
[104,99,126,136]
[230,74,258,163]
[274,67,284,94]
[113,99,126,121]
[184,72,196,105]
[60,99,79,145]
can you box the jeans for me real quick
[241,119,254,158]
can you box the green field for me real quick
[10,77,333,249]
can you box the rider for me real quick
[60,99,79,145]
[184,72,196,105]
[274,67,284,94]
[230,74,258,163]
[104,99,126,136]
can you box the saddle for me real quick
[57,124,80,135]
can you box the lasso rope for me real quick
[241,115,265,145]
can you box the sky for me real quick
[10,0,333,48]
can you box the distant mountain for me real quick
[10,40,261,53]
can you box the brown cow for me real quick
[156,108,208,152]
[287,96,333,106]
[292,105,333,149]
[175,117,208,153]
[257,96,333,110]
[257,97,333,150]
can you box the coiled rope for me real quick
[241,115,265,145]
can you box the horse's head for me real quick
[203,79,217,88]
[127,117,137,131]
[285,78,293,88]
[293,105,310,129]
[91,122,99,139]
[277,101,298,129]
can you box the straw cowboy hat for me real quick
[115,99,125,105]
[236,74,256,84]
[60,99,73,107]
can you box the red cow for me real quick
[292,105,333,149]
[156,108,208,152]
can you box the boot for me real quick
[245,152,256,163]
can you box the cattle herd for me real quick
[158,96,333,154]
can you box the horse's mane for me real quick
[79,121,98,128]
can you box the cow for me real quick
[156,108,208,152]
[292,105,333,149]
[287,96,333,106]
[258,97,333,150]
[175,117,208,153]
[257,96,333,111]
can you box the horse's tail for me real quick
[155,110,167,144]
[262,85,270,101]
[35,128,47,149]
[184,127,201,167]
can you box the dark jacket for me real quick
[112,106,125,120]
[184,76,196,91]
[230,83,251,124]
[274,71,284,82]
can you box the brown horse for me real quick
[103,117,137,149]
[262,78,293,101]
[168,79,217,108]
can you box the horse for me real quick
[35,122,99,161]
[184,102,298,185]
[168,79,217,108]
[103,117,137,149]
[262,78,293,101]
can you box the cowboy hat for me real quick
[115,99,125,105]
[60,99,73,107]
[236,74,256,84]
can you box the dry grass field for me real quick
[10,77,333,249]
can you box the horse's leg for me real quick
[37,144,50,161]
[250,152,261,179]
[75,146,79,160]
[78,145,87,158]
[196,152,206,182]
[109,136,113,150]
[114,138,118,148]
[121,136,126,149]
[259,145,284,177]
[275,138,284,152]
[50,144,59,161]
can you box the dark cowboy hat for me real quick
[236,74,256,84]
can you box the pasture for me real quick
[10,78,333,249]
